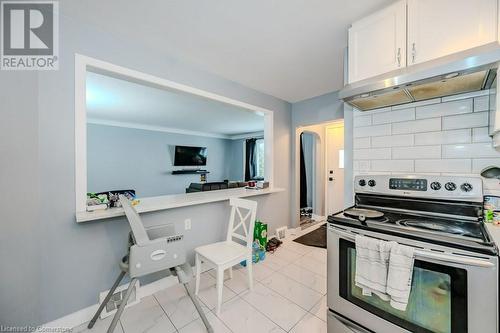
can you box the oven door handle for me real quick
[330,226,495,268]
[415,250,495,268]
[330,311,372,333]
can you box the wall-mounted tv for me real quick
[174,145,207,166]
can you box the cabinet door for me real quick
[348,0,407,84]
[408,0,497,66]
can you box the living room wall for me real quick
[87,124,243,197]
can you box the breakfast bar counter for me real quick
[76,187,285,223]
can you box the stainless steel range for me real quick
[327,175,498,333]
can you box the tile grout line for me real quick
[237,285,303,332]
[152,293,178,332]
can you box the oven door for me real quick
[327,224,498,333]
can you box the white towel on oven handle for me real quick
[386,243,415,311]
[354,234,392,301]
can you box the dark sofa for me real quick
[186,181,248,193]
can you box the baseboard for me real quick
[36,270,192,331]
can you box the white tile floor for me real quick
[75,227,327,333]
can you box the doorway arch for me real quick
[293,120,344,228]
[294,128,324,227]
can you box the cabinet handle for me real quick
[397,48,401,67]
[412,43,416,63]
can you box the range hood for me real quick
[339,42,500,111]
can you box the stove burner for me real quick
[344,208,385,222]
[397,219,469,236]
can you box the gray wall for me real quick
[1,8,292,326]
[292,91,344,128]
[0,72,42,325]
[87,124,242,197]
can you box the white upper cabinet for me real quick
[407,0,497,65]
[348,0,407,83]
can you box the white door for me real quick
[407,0,497,66]
[326,125,344,215]
[348,0,406,83]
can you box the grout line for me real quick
[308,296,327,323]
[152,294,179,331]
[237,284,303,332]
[286,310,311,333]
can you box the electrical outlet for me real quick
[184,218,191,230]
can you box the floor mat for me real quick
[293,223,326,249]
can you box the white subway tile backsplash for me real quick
[472,158,500,174]
[353,115,372,127]
[441,90,489,102]
[442,143,499,158]
[442,112,488,130]
[354,124,391,138]
[392,145,441,159]
[371,160,414,172]
[474,96,490,112]
[414,129,471,146]
[472,127,491,143]
[371,134,414,148]
[416,99,472,119]
[353,137,370,149]
[353,160,370,171]
[392,118,441,134]
[391,98,441,110]
[352,95,499,177]
[354,107,390,116]
[372,108,415,125]
[415,159,472,173]
[353,148,391,160]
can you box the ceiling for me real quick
[65,0,395,102]
[86,71,265,137]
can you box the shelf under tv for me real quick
[171,169,210,175]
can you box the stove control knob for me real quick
[460,183,473,192]
[368,179,376,187]
[358,179,366,187]
[430,182,441,190]
[445,182,457,191]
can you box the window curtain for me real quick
[245,138,257,181]
[299,134,308,208]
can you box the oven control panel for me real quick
[354,175,483,202]
[389,178,427,191]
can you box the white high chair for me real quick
[88,195,213,333]
[194,198,258,315]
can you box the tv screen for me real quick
[174,145,207,166]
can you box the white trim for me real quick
[87,118,232,139]
[75,55,87,213]
[75,54,275,213]
[311,214,326,221]
[229,131,265,140]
